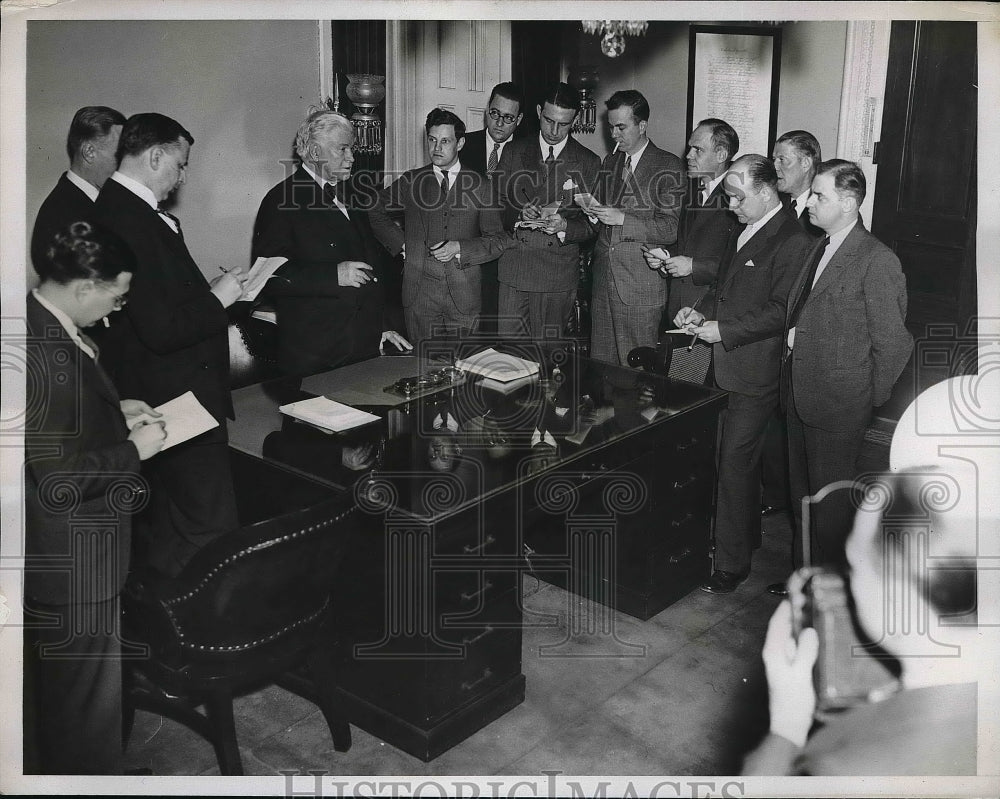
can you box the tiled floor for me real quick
[123,509,798,777]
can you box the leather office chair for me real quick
[122,494,360,775]
[627,332,712,384]
[228,313,282,389]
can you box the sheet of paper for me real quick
[240,255,288,302]
[455,348,539,382]
[279,396,381,433]
[125,390,219,450]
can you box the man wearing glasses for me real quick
[460,82,524,333]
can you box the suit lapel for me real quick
[810,223,864,300]
[720,213,785,292]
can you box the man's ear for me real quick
[536,104,542,120]
[80,142,97,164]
[148,146,163,171]
[456,136,466,153]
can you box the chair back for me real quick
[129,493,361,667]
[662,332,712,384]
[229,316,282,389]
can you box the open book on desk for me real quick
[279,396,380,434]
[455,348,539,382]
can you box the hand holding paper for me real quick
[124,390,219,450]
[240,256,289,302]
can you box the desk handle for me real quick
[675,437,699,452]
[670,512,693,528]
[461,626,494,645]
[669,546,693,564]
[460,580,493,602]
[461,667,493,692]
[672,474,697,490]
[463,535,495,555]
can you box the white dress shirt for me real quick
[539,134,569,162]
[433,160,462,191]
[485,135,512,168]
[736,202,785,251]
[302,163,349,219]
[701,172,726,206]
[66,170,99,202]
[792,188,811,218]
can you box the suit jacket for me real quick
[252,167,387,375]
[666,178,739,321]
[497,136,600,292]
[459,129,489,176]
[780,191,825,238]
[591,142,684,307]
[23,294,141,605]
[95,178,233,422]
[30,174,97,273]
[368,164,507,315]
[707,208,814,396]
[782,222,913,431]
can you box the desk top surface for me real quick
[228,349,726,520]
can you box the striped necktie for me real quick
[488,142,500,174]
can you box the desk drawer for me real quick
[434,569,519,614]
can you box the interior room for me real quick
[3,3,998,794]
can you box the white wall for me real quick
[26,20,323,281]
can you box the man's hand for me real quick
[379,330,413,354]
[542,214,567,235]
[341,443,375,471]
[520,200,542,221]
[673,306,705,329]
[761,601,820,747]
[589,205,625,226]
[338,261,376,288]
[661,255,693,278]
[430,241,461,262]
[128,419,167,461]
[691,320,721,344]
[120,399,161,424]
[641,244,668,274]
[209,270,247,308]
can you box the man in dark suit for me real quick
[96,113,246,577]
[646,118,740,324]
[782,159,912,570]
[588,90,683,365]
[24,222,166,773]
[496,82,600,346]
[773,130,825,237]
[30,106,126,275]
[369,108,507,346]
[674,155,814,594]
[460,82,524,333]
[252,110,410,375]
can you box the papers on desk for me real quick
[455,348,539,382]
[279,396,380,433]
[124,390,219,450]
[240,256,288,302]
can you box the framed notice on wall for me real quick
[687,25,782,159]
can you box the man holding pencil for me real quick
[673,155,813,594]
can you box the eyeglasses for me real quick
[95,283,128,309]
[488,108,518,125]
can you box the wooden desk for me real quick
[228,350,726,760]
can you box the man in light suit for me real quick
[674,155,814,594]
[252,110,410,374]
[369,108,507,345]
[31,106,126,275]
[24,222,166,773]
[588,90,683,365]
[96,113,246,577]
[773,130,825,238]
[496,82,600,346]
[782,159,912,571]
[460,82,524,332]
[648,118,739,324]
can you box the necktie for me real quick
[157,207,183,237]
[789,236,830,327]
[790,197,797,213]
[488,142,500,174]
[323,181,346,206]
[624,155,633,175]
[545,146,555,165]
[699,180,709,206]
[439,171,449,201]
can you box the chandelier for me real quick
[581,20,649,57]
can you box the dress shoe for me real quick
[766,582,789,597]
[699,570,749,594]
[761,504,787,517]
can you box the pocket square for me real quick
[745,259,756,267]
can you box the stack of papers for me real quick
[455,348,540,382]
[279,396,380,433]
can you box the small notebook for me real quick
[279,396,380,433]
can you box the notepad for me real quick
[279,396,380,433]
[124,390,219,450]
[455,348,539,382]
[240,256,288,302]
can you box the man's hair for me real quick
[540,82,581,114]
[864,470,977,620]
[606,90,649,123]
[37,221,136,285]
[425,107,466,139]
[776,129,822,165]
[117,113,194,161]
[66,106,126,161]
[293,110,354,161]
[696,118,739,162]
[816,158,867,205]
[732,154,779,192]
[488,82,524,114]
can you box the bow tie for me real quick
[323,181,347,206]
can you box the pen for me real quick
[218,266,230,274]
[686,295,704,351]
